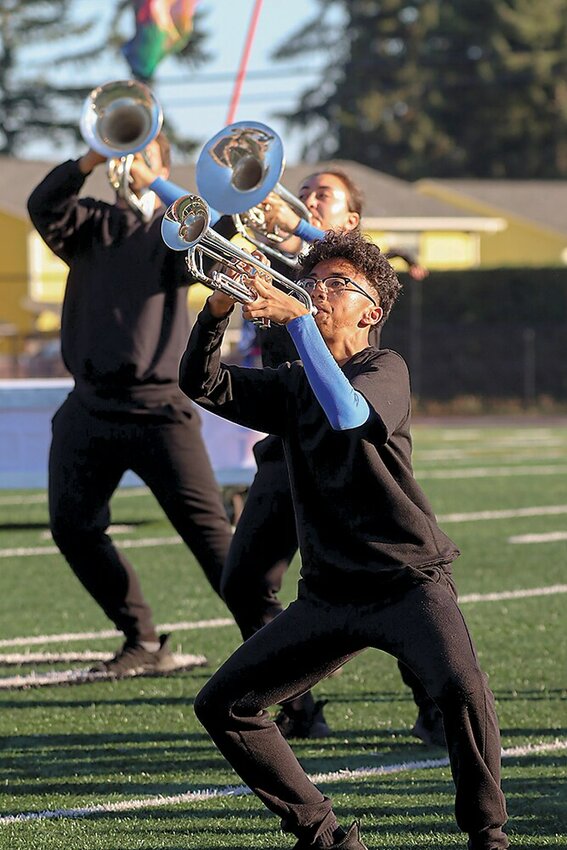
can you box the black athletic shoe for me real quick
[275,699,331,739]
[88,633,205,679]
[293,821,368,849]
[411,705,446,748]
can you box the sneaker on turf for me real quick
[275,699,331,739]
[293,821,368,849]
[89,633,203,679]
[411,705,446,748]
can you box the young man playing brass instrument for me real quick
[178,229,509,850]
[27,131,233,678]
[219,169,443,746]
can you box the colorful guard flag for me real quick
[122,0,198,81]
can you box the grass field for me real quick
[0,420,566,850]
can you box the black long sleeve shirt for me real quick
[27,159,193,412]
[179,303,459,599]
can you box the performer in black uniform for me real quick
[27,133,233,677]
[179,229,509,850]
[221,169,443,745]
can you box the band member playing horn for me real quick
[26,104,233,678]
[217,168,443,745]
[259,183,430,280]
[179,229,510,850]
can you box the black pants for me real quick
[196,573,508,850]
[222,435,439,718]
[49,392,233,642]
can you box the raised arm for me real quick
[287,314,370,430]
[27,154,104,263]
[240,278,370,431]
[179,293,289,437]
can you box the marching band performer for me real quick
[180,228,509,850]
[27,119,233,678]
[218,169,444,746]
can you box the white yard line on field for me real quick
[0,488,151,506]
[1,458,566,509]
[437,429,557,443]
[0,585,564,687]
[0,653,208,689]
[418,464,567,479]
[0,651,112,664]
[1,586,565,652]
[459,584,567,603]
[438,504,567,523]
[39,525,135,539]
[0,618,235,648]
[509,531,567,544]
[417,450,564,462]
[0,536,183,558]
[3,503,567,560]
[0,739,564,824]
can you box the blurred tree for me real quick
[273,0,567,179]
[0,0,209,157]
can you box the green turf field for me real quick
[0,421,565,849]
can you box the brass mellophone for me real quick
[195,120,312,268]
[161,193,315,322]
[79,79,163,219]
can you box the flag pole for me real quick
[226,0,263,124]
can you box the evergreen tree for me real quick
[0,0,209,157]
[273,0,567,179]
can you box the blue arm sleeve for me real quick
[150,177,221,225]
[287,313,370,430]
[293,218,325,243]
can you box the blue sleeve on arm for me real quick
[150,177,221,225]
[287,314,370,430]
[293,218,325,243]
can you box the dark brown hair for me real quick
[299,229,401,326]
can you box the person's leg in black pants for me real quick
[195,576,508,849]
[49,394,158,642]
[220,443,296,630]
[129,408,233,599]
[221,437,330,737]
[221,435,445,744]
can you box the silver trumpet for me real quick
[80,79,163,220]
[161,193,315,324]
[195,120,311,268]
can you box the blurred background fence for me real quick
[381,267,567,407]
[1,266,566,408]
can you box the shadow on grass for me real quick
[0,694,197,710]
[6,776,563,847]
[0,519,153,531]
[1,732,565,840]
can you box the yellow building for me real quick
[282,160,506,272]
[418,179,567,268]
[1,155,546,364]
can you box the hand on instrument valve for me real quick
[78,149,107,176]
[206,259,241,318]
[206,250,268,319]
[259,192,301,237]
[239,251,309,327]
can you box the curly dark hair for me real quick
[298,229,402,326]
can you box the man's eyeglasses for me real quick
[297,275,377,306]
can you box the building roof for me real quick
[0,155,500,231]
[419,178,567,238]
